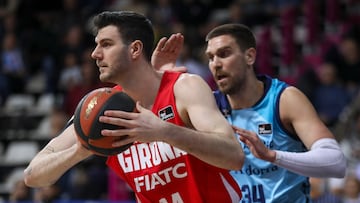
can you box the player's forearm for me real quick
[161,123,244,170]
[24,144,88,187]
[273,138,346,178]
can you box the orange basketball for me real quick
[73,87,135,156]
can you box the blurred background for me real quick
[0,0,359,202]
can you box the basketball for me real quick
[73,87,135,156]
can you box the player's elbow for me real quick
[24,173,35,188]
[217,148,244,170]
[238,152,245,170]
[229,150,245,170]
[331,152,347,178]
[23,168,38,188]
[23,167,51,188]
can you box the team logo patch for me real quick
[258,124,272,135]
[158,106,175,121]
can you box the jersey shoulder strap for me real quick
[213,90,231,117]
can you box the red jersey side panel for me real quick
[107,71,242,202]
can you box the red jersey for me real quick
[107,71,242,203]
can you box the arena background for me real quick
[0,0,359,202]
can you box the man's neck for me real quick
[121,67,162,109]
[228,79,264,110]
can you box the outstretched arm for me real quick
[151,33,187,72]
[234,87,346,178]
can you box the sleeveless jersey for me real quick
[107,71,242,203]
[214,75,310,203]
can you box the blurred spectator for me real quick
[33,184,61,203]
[227,1,244,24]
[309,177,343,203]
[328,177,346,198]
[0,0,359,202]
[172,0,210,26]
[226,0,274,26]
[0,13,19,39]
[334,89,360,173]
[0,0,20,17]
[62,58,110,116]
[337,110,360,170]
[35,106,69,139]
[148,0,176,37]
[175,42,215,90]
[312,62,351,127]
[0,32,27,94]
[342,175,360,203]
[13,4,62,94]
[57,51,82,92]
[8,179,32,203]
[58,0,92,28]
[294,55,323,104]
[325,27,360,97]
[64,157,108,200]
[0,73,8,105]
[106,0,150,16]
[63,24,87,55]
[0,14,19,103]
[108,169,135,201]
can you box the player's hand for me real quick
[76,140,94,159]
[99,102,167,145]
[233,126,276,162]
[74,136,94,157]
[151,33,187,72]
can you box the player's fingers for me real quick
[171,33,184,54]
[234,128,258,142]
[99,111,138,129]
[162,34,177,52]
[155,37,167,51]
[232,125,243,132]
[164,33,183,52]
[102,110,135,118]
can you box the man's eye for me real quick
[218,51,230,58]
[101,42,111,48]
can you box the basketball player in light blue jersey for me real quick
[152,24,347,202]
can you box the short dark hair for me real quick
[205,24,256,52]
[92,11,154,61]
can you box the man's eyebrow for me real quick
[95,37,113,44]
[207,45,232,54]
[218,45,232,51]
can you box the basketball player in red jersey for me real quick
[24,11,244,202]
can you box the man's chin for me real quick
[217,82,226,90]
[99,75,112,83]
[217,86,226,93]
[217,84,230,94]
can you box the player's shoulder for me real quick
[176,72,206,86]
[281,86,306,100]
[279,85,314,113]
[174,73,213,102]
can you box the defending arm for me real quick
[274,138,346,178]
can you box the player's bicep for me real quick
[280,87,335,149]
[175,74,232,134]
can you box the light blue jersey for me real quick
[214,75,310,203]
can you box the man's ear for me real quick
[245,47,256,65]
[130,40,143,59]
